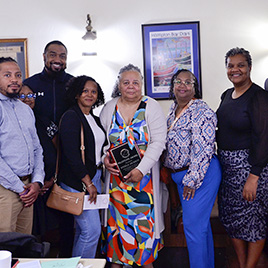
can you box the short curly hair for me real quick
[111,64,143,98]
[65,75,105,108]
[169,69,201,100]
[225,47,252,67]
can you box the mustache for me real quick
[8,83,20,87]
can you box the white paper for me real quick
[83,194,109,210]
[17,260,42,268]
[0,250,11,268]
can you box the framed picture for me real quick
[142,21,202,99]
[0,38,29,80]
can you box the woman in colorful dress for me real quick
[100,64,167,268]
[163,69,222,268]
[217,47,268,268]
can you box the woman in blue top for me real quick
[163,69,222,268]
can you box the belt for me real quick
[96,163,103,169]
[19,175,31,181]
[170,166,189,173]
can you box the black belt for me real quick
[96,163,103,169]
[170,166,189,173]
[19,175,31,181]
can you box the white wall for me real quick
[2,0,268,114]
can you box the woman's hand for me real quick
[40,178,54,196]
[243,173,259,201]
[183,186,195,201]
[124,168,143,183]
[87,184,98,204]
[104,152,119,176]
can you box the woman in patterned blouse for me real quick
[163,69,222,268]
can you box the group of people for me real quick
[0,41,267,268]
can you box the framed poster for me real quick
[142,21,202,99]
[0,38,29,80]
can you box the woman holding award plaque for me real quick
[100,64,167,268]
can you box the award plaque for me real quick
[109,142,141,179]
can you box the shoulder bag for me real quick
[47,123,86,216]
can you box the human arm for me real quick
[59,110,97,198]
[133,98,167,179]
[81,174,97,203]
[0,104,42,194]
[244,89,268,201]
[20,182,41,207]
[182,104,217,191]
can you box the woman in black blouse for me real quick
[217,47,268,268]
[58,75,105,258]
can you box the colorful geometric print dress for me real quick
[106,96,163,266]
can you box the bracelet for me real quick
[86,182,94,189]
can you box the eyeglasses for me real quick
[18,93,36,100]
[173,79,194,87]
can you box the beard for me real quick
[0,84,21,98]
[6,92,19,98]
[45,62,66,74]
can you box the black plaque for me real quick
[109,142,141,179]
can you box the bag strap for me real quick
[54,121,86,191]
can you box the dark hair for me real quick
[169,69,201,99]
[66,75,105,108]
[0,57,17,64]
[111,63,143,98]
[44,40,67,54]
[225,47,252,67]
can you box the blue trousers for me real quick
[60,169,102,258]
[172,155,222,268]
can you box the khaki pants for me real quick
[0,182,33,234]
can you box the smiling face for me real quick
[77,80,98,114]
[173,71,195,103]
[0,61,22,98]
[119,70,142,102]
[19,85,36,109]
[43,44,67,74]
[226,54,251,87]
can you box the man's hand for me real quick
[20,182,41,207]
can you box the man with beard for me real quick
[0,57,44,234]
[24,40,72,125]
[23,40,74,257]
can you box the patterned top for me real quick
[163,99,217,189]
[109,96,148,154]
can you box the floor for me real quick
[101,200,268,268]
[46,201,268,268]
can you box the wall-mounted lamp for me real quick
[82,14,97,40]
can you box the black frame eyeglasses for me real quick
[18,93,37,100]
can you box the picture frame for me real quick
[142,21,202,99]
[0,38,29,80]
